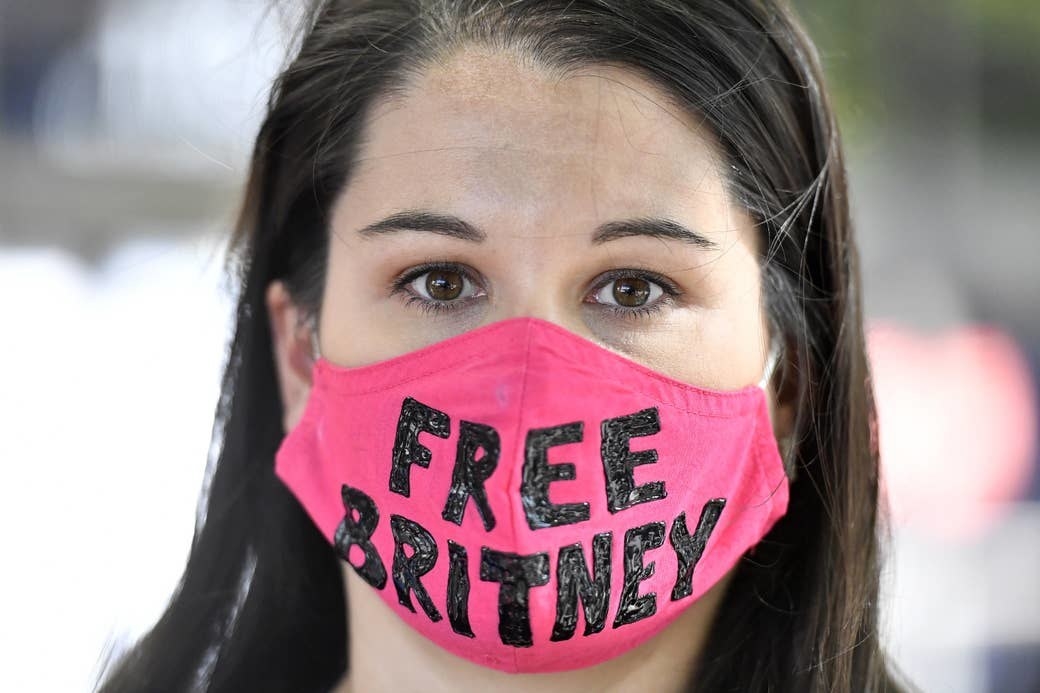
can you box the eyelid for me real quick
[391,261,485,291]
[389,261,488,308]
[584,268,682,301]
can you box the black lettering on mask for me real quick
[333,484,387,590]
[550,532,612,641]
[670,499,726,601]
[612,521,665,628]
[390,397,450,497]
[521,422,591,529]
[389,514,441,622]
[446,539,475,638]
[600,408,667,513]
[479,547,550,647]
[441,421,500,531]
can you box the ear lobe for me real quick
[265,280,319,432]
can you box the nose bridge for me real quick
[478,230,570,327]
[490,294,571,330]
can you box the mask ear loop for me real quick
[308,315,322,361]
[757,336,782,390]
[757,334,798,479]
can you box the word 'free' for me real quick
[389,396,670,530]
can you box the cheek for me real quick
[606,310,766,391]
[603,275,769,392]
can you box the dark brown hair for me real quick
[98,1,907,690]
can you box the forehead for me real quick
[341,47,733,227]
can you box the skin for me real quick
[266,46,793,693]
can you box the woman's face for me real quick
[318,47,773,396]
[263,47,792,686]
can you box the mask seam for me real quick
[506,319,534,672]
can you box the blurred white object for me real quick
[35,0,293,177]
[0,234,232,692]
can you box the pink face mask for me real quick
[274,317,789,674]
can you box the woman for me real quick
[98,1,909,691]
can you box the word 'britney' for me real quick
[337,483,725,647]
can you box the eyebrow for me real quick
[358,210,486,242]
[356,209,719,249]
[591,218,718,249]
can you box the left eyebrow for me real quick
[591,217,718,249]
[356,209,718,249]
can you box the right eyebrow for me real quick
[357,210,487,243]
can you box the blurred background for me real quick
[1,0,1037,690]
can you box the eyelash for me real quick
[389,261,681,320]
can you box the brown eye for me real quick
[612,277,651,307]
[404,266,484,308]
[587,272,669,314]
[425,269,464,300]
